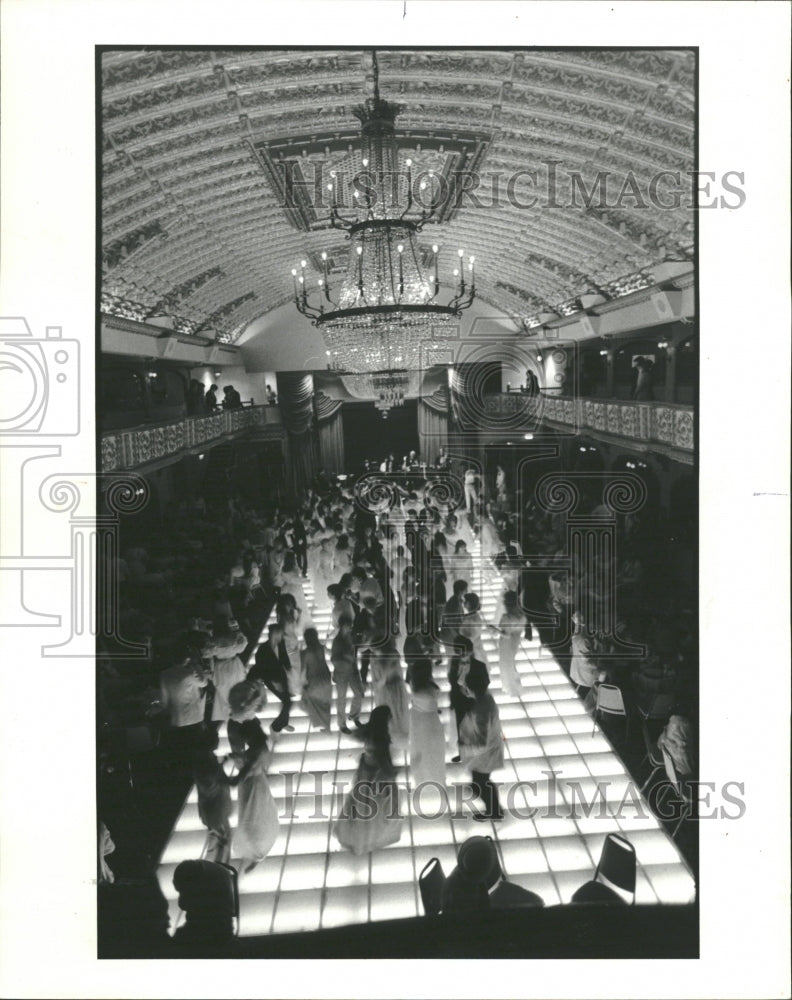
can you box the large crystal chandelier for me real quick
[291,51,476,376]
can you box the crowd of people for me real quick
[98,452,696,935]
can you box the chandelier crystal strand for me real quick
[290,50,475,380]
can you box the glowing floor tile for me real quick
[239,892,278,935]
[325,850,371,888]
[321,885,370,929]
[286,822,334,855]
[369,881,418,922]
[270,888,323,934]
[498,838,550,875]
[280,852,328,891]
[634,867,660,904]
[410,814,454,847]
[641,864,696,904]
[541,836,596,872]
[237,855,283,894]
[370,846,416,884]
[533,814,582,841]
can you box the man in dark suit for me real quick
[448,635,488,763]
[247,623,294,732]
[441,579,469,651]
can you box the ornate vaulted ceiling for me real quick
[101,48,695,346]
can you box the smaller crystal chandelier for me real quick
[290,51,476,375]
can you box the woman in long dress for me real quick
[370,637,410,745]
[312,538,336,609]
[300,627,332,730]
[334,706,403,856]
[497,590,527,698]
[448,538,475,590]
[334,534,353,579]
[280,553,313,629]
[479,512,501,570]
[408,658,446,788]
[226,681,280,874]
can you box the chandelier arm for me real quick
[330,209,357,229]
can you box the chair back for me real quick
[594,833,636,901]
[596,684,626,715]
[419,857,445,915]
[174,859,239,937]
[214,862,240,936]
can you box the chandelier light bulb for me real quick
[405,158,412,167]
[362,157,369,167]
[301,260,307,269]
[469,256,475,264]
[432,244,439,253]
[318,278,324,286]
[356,246,363,256]
[321,251,327,260]
[397,244,404,254]
[291,269,297,276]
[327,183,333,192]
[299,276,304,284]
[453,268,459,277]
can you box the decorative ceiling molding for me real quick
[101,47,695,345]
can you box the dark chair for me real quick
[571,833,636,905]
[217,862,240,937]
[592,683,629,741]
[418,857,446,915]
[174,859,240,937]
[490,879,545,908]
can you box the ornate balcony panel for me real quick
[523,393,694,460]
[100,405,280,472]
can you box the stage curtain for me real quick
[278,372,318,491]
[315,391,345,474]
[418,394,449,466]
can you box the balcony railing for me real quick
[100,405,281,472]
[540,394,694,454]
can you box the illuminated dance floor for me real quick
[157,547,696,936]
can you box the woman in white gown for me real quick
[312,538,335,609]
[448,538,475,590]
[497,590,528,698]
[408,658,446,788]
[334,706,404,856]
[227,681,280,874]
[334,534,353,579]
[370,637,410,745]
[279,552,313,629]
